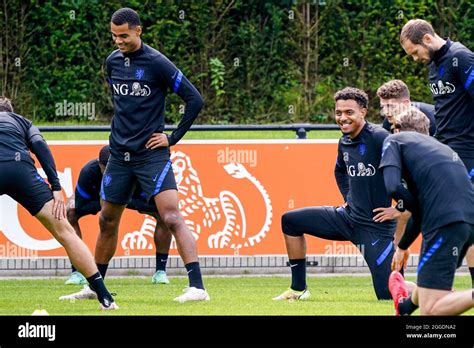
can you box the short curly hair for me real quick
[395,107,430,135]
[334,87,368,109]
[377,80,410,100]
[111,8,141,28]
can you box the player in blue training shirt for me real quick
[376,107,474,315]
[274,87,407,301]
[61,8,208,303]
[376,79,436,261]
[0,97,117,310]
[400,19,474,288]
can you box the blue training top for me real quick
[106,43,204,161]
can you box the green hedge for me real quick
[2,0,473,123]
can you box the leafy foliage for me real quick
[1,0,473,123]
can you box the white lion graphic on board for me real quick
[121,150,272,252]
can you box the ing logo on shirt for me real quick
[130,82,151,96]
[112,82,151,97]
[430,81,455,95]
[347,163,376,177]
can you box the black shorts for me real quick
[75,196,158,217]
[0,161,53,216]
[281,206,396,299]
[100,153,177,205]
[74,185,158,218]
[74,193,101,218]
[417,222,474,290]
[128,188,158,214]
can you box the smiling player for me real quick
[274,87,401,301]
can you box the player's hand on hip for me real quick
[52,190,66,220]
[372,207,401,222]
[391,247,410,271]
[146,133,169,149]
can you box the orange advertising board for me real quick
[0,140,422,257]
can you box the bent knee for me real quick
[99,211,121,232]
[52,220,78,242]
[281,212,303,237]
[99,211,116,223]
[162,211,184,232]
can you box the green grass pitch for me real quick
[0,275,471,316]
